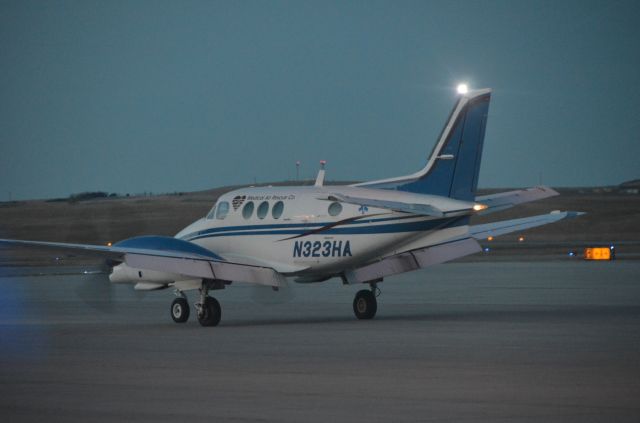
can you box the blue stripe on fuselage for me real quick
[183,216,466,241]
[179,214,416,241]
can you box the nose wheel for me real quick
[353,289,377,320]
[170,297,190,323]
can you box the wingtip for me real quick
[552,210,585,218]
[534,185,560,197]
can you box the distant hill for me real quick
[620,179,640,188]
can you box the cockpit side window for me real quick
[216,201,230,220]
[206,203,217,220]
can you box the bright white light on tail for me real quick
[457,83,469,95]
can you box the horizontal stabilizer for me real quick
[330,193,444,217]
[470,211,584,239]
[327,191,480,218]
[475,186,558,215]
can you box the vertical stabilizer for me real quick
[356,89,491,201]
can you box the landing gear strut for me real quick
[353,284,378,320]
[195,281,222,327]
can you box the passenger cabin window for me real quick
[242,201,254,219]
[272,201,284,219]
[216,201,229,219]
[206,204,217,220]
[257,201,269,219]
[328,202,342,216]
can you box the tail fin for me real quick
[357,89,491,201]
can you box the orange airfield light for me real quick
[487,236,494,241]
[584,247,612,261]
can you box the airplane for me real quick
[0,87,582,327]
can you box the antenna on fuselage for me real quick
[314,160,326,187]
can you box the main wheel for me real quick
[353,289,377,320]
[170,297,190,323]
[198,296,222,327]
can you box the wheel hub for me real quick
[172,304,182,318]
[357,298,367,313]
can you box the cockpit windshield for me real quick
[215,201,229,219]
[205,202,217,220]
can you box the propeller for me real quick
[74,267,116,313]
[74,263,148,313]
[65,201,147,312]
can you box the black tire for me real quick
[198,296,222,327]
[353,289,377,320]
[170,297,190,323]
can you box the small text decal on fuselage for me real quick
[293,240,352,258]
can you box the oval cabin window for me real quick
[272,201,284,219]
[257,201,269,219]
[242,201,254,219]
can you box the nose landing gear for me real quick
[170,296,190,323]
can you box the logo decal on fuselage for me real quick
[232,195,246,210]
[293,240,352,258]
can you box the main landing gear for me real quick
[353,283,380,320]
[197,296,221,327]
[170,280,223,327]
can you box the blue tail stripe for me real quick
[397,93,491,201]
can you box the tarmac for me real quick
[1,260,639,422]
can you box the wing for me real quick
[342,210,583,284]
[0,236,286,287]
[343,237,481,284]
[475,186,559,215]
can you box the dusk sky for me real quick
[1,0,639,200]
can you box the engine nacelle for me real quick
[109,263,178,285]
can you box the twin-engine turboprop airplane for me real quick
[0,88,582,326]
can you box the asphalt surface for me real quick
[1,261,639,422]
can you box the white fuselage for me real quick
[173,185,467,281]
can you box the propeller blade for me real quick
[74,270,116,313]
